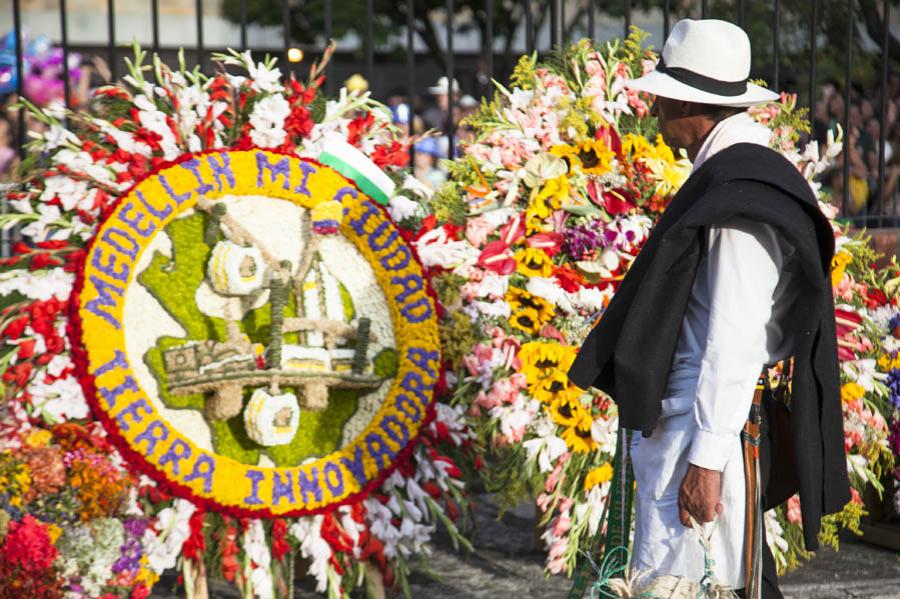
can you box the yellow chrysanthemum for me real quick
[878,354,900,371]
[507,287,556,323]
[509,307,542,336]
[840,382,866,404]
[574,139,615,175]
[24,428,53,448]
[584,462,614,491]
[46,523,63,544]
[549,394,587,428]
[561,411,598,453]
[515,247,554,277]
[831,251,852,287]
[531,370,580,404]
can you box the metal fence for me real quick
[4,0,898,228]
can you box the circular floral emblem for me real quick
[70,149,441,517]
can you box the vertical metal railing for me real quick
[239,0,248,51]
[5,0,898,227]
[59,0,70,112]
[195,0,205,69]
[151,0,160,54]
[107,0,116,80]
[843,0,854,219]
[773,0,781,91]
[446,0,455,154]
[809,0,818,124]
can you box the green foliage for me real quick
[429,182,468,226]
[373,348,399,379]
[430,272,468,308]
[140,213,366,466]
[439,312,477,372]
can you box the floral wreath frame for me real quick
[68,148,444,518]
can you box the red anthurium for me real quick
[595,124,622,157]
[602,188,635,216]
[526,232,564,256]
[498,213,526,246]
[477,241,516,275]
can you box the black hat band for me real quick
[655,58,748,97]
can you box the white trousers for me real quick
[629,412,746,589]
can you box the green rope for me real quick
[569,427,634,599]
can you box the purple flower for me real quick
[888,369,900,410]
[113,518,149,574]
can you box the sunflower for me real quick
[529,175,569,219]
[574,139,615,176]
[548,394,586,428]
[584,463,614,491]
[550,144,580,169]
[518,341,577,383]
[506,287,556,323]
[514,247,554,278]
[561,411,597,453]
[531,370,579,404]
[509,307,542,336]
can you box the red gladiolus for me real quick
[271,519,291,561]
[477,241,516,275]
[182,510,207,561]
[371,141,410,169]
[3,316,29,340]
[553,265,585,293]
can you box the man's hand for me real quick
[678,463,723,527]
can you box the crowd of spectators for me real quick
[813,73,900,223]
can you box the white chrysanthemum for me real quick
[28,374,88,422]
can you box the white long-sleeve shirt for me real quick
[660,112,799,471]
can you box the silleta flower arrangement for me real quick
[400,31,896,577]
[0,45,474,598]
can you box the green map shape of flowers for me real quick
[139,212,398,467]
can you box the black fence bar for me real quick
[324,0,333,94]
[60,0,71,111]
[808,0,818,121]
[239,0,248,51]
[365,0,374,83]
[738,0,745,28]
[12,0,24,157]
[663,0,670,40]
[588,0,595,41]
[624,0,631,37]
[407,0,415,165]
[486,0,494,82]
[878,0,890,227]
[196,0,205,68]
[842,0,853,218]
[525,0,534,54]
[282,1,290,63]
[550,0,559,47]
[773,0,781,91]
[151,0,160,53]
[447,0,455,155]
[701,0,709,19]
[107,0,116,80]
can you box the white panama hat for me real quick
[627,19,779,107]
[428,76,460,95]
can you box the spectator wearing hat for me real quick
[423,76,460,132]
[413,138,445,191]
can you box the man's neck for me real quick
[686,120,719,162]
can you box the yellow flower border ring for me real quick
[69,150,442,517]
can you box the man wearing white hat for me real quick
[424,76,460,131]
[569,19,849,599]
